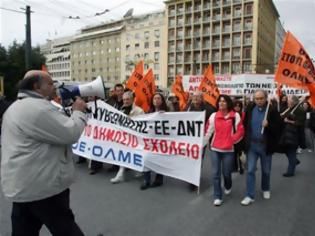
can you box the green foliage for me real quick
[0,41,45,101]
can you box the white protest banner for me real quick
[183,74,308,96]
[72,101,205,186]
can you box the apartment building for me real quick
[165,0,281,85]
[40,36,72,81]
[70,20,124,83]
[121,11,167,88]
[274,19,286,67]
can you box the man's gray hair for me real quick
[290,95,299,105]
[254,89,268,99]
[123,90,134,99]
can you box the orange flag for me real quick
[198,65,220,107]
[126,61,144,91]
[171,75,188,111]
[275,32,315,89]
[134,69,154,112]
[308,84,315,108]
[144,69,156,96]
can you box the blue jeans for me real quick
[285,147,298,175]
[211,151,234,200]
[246,142,272,199]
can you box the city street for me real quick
[1,150,315,236]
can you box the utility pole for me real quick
[25,5,31,70]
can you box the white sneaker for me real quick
[241,197,254,206]
[263,191,270,199]
[213,199,223,206]
[297,148,302,154]
[110,176,124,184]
[224,189,231,195]
[307,149,313,153]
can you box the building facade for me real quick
[121,11,167,88]
[274,19,286,68]
[40,36,72,81]
[70,20,124,83]
[165,0,280,85]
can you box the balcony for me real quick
[204,3,211,10]
[194,5,201,12]
[169,10,176,16]
[213,15,221,21]
[177,34,184,39]
[185,33,192,38]
[178,21,184,26]
[223,0,231,5]
[168,46,175,51]
[244,25,253,31]
[168,35,175,40]
[176,46,183,51]
[222,14,231,20]
[203,30,211,36]
[184,56,192,62]
[203,17,211,22]
[233,27,241,32]
[194,32,201,37]
[223,27,231,33]
[244,39,252,45]
[177,9,184,15]
[234,12,242,18]
[185,45,192,50]
[212,43,220,48]
[186,7,192,13]
[203,43,210,49]
[193,44,200,49]
[212,56,220,61]
[194,18,201,24]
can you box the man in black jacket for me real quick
[241,90,282,206]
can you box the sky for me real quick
[1,0,315,58]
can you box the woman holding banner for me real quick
[205,95,244,206]
[140,93,169,190]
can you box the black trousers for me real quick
[11,189,84,236]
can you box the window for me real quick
[144,42,149,48]
[232,48,240,59]
[154,74,159,81]
[243,47,251,59]
[154,30,160,38]
[135,33,140,39]
[154,41,160,47]
[154,63,160,70]
[232,63,240,73]
[116,47,120,52]
[245,4,253,15]
[135,43,140,49]
[108,48,112,53]
[154,52,160,61]
[144,53,149,60]
[126,45,130,51]
[144,31,150,39]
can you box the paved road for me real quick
[1,150,315,236]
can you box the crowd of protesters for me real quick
[1,71,315,235]
[73,83,315,207]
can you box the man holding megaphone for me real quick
[1,70,87,235]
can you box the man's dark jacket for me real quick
[243,102,282,155]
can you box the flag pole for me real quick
[261,99,271,134]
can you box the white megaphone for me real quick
[58,76,106,106]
